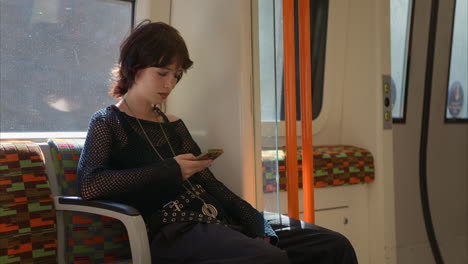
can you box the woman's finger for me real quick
[189,159,212,169]
[177,153,196,160]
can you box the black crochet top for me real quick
[77,105,276,240]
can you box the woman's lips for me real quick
[159,93,169,99]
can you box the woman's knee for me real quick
[320,229,355,253]
[325,231,358,263]
[260,247,290,264]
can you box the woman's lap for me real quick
[151,223,289,264]
[151,221,358,264]
[276,223,358,264]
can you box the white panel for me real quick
[314,208,350,236]
[135,0,171,23]
[167,0,256,204]
[264,184,370,264]
[339,0,396,263]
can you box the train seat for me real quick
[41,138,150,264]
[262,145,375,192]
[1,139,344,264]
[0,141,57,264]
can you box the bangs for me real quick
[149,45,192,71]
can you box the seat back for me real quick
[0,141,57,264]
[47,138,131,264]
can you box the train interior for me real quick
[0,0,467,263]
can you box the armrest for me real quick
[54,196,151,264]
[57,196,140,216]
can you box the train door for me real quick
[392,0,468,263]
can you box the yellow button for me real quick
[384,112,391,121]
[384,83,390,93]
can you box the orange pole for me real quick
[299,0,315,223]
[283,0,299,219]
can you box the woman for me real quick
[78,20,358,264]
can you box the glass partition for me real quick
[390,0,414,121]
[258,0,284,221]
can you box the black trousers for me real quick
[151,220,358,264]
[276,224,358,264]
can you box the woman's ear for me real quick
[134,68,145,84]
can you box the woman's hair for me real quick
[109,20,193,98]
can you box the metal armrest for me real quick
[54,196,151,264]
[57,196,140,216]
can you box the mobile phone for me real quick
[195,149,224,160]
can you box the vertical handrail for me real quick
[283,0,299,219]
[299,0,315,223]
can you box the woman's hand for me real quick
[174,154,213,180]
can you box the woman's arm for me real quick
[172,120,266,238]
[193,168,266,238]
[78,114,183,200]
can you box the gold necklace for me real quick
[122,97,218,218]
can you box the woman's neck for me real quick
[118,94,162,122]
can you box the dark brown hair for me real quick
[109,20,193,98]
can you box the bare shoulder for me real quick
[165,113,181,122]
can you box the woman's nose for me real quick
[165,77,177,88]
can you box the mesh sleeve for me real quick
[77,114,183,200]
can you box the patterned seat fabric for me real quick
[0,142,57,264]
[48,138,132,264]
[263,145,375,192]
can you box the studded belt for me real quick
[149,183,225,233]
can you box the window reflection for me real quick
[390,0,413,120]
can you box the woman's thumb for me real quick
[178,153,196,160]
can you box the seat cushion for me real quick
[0,141,57,264]
[263,145,375,192]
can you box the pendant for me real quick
[151,104,161,115]
[202,203,218,218]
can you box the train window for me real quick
[259,0,327,122]
[390,0,414,121]
[0,0,133,135]
[445,0,467,122]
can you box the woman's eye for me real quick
[157,72,168,77]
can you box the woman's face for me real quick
[132,62,182,105]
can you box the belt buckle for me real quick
[163,200,181,212]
